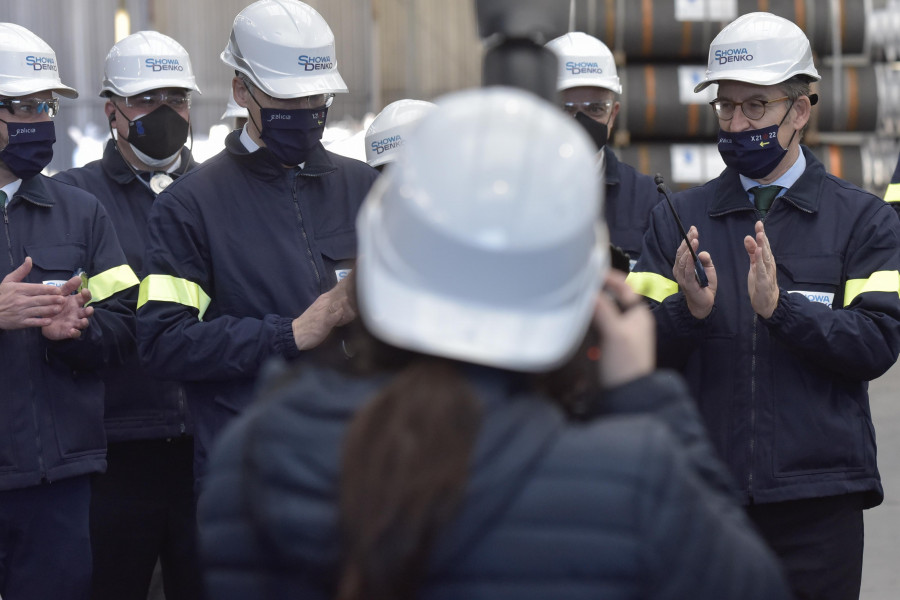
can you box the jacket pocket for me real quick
[317,231,356,286]
[45,365,106,458]
[26,243,87,286]
[773,363,867,476]
[777,254,843,309]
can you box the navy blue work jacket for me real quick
[54,140,196,442]
[136,131,378,480]
[628,147,900,507]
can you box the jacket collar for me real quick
[101,138,196,186]
[224,129,338,180]
[709,146,824,217]
[603,145,621,186]
[13,174,54,207]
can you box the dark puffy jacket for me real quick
[604,147,664,263]
[0,174,138,490]
[628,147,900,507]
[136,131,378,479]
[198,364,791,600]
[54,140,195,442]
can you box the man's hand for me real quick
[673,226,717,319]
[0,257,67,330]
[744,220,779,319]
[292,276,357,351]
[593,271,655,388]
[42,276,93,340]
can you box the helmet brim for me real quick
[1,82,78,99]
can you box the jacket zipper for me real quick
[3,203,12,268]
[291,171,321,287]
[749,313,758,499]
[5,202,48,480]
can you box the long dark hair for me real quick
[336,323,482,600]
[334,314,598,600]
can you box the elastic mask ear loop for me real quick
[241,80,265,138]
[776,99,797,149]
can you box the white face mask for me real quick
[130,144,180,169]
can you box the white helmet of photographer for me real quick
[221,0,348,99]
[100,31,200,97]
[0,23,77,98]
[365,99,436,168]
[357,87,609,372]
[694,12,820,93]
[545,32,621,94]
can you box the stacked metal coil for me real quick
[571,0,900,195]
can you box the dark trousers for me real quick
[0,475,92,600]
[90,437,201,600]
[746,493,865,600]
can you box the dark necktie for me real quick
[750,185,782,217]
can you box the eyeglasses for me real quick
[0,97,60,118]
[124,90,192,110]
[301,93,335,109]
[240,77,335,110]
[709,96,790,120]
[562,100,613,119]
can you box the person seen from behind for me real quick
[197,86,792,600]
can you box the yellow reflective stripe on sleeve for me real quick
[85,264,139,305]
[843,271,900,307]
[138,274,211,320]
[626,271,680,303]
[884,183,900,203]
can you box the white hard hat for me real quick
[221,0,348,99]
[100,31,200,97]
[364,99,436,168]
[357,87,609,372]
[221,94,248,120]
[545,32,622,94]
[694,12,820,93]
[0,23,77,99]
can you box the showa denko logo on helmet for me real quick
[371,133,403,155]
[26,54,57,71]
[565,60,603,76]
[298,54,334,72]
[714,46,754,65]
[144,57,185,72]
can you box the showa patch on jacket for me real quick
[788,290,834,308]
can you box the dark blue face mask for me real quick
[258,106,328,166]
[716,104,796,180]
[0,119,55,180]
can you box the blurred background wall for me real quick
[4,0,900,195]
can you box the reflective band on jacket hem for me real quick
[884,183,900,203]
[138,274,211,320]
[626,271,679,303]
[844,271,900,307]
[85,264,139,305]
